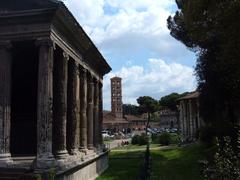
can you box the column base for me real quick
[95,144,103,154]
[68,148,80,156]
[55,151,71,171]
[55,150,69,160]
[79,147,88,155]
[87,144,94,150]
[35,154,56,170]
[0,153,13,167]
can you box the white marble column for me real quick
[35,38,55,169]
[0,41,12,167]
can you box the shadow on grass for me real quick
[97,150,144,180]
[150,144,204,180]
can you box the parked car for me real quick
[102,131,114,138]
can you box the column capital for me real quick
[35,38,54,47]
[93,77,100,84]
[80,67,87,76]
[98,82,103,90]
[0,41,12,49]
[88,73,94,83]
[63,52,70,61]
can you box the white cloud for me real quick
[65,0,193,62]
[103,58,196,110]
[64,1,197,110]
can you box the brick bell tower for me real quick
[111,77,123,119]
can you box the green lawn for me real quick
[98,143,204,180]
[97,149,144,180]
[150,144,204,180]
[112,144,146,150]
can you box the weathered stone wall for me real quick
[57,152,108,180]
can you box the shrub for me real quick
[159,132,171,145]
[131,134,148,145]
[138,134,148,145]
[169,133,181,144]
[203,127,240,180]
[151,134,159,144]
[132,135,140,145]
[198,127,216,147]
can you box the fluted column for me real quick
[189,100,193,140]
[53,51,69,159]
[76,66,80,152]
[179,102,184,139]
[93,79,99,150]
[183,101,187,141]
[67,59,79,155]
[98,82,103,148]
[87,74,94,150]
[0,41,12,166]
[36,38,55,169]
[80,68,88,151]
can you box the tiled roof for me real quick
[179,91,200,100]
[103,111,129,124]
[124,115,147,122]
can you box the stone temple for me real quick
[0,0,111,179]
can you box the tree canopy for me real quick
[122,104,140,116]
[168,0,240,126]
[159,92,188,111]
[137,96,159,114]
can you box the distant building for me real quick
[103,77,147,132]
[179,91,204,141]
[111,77,123,119]
[125,115,147,131]
[158,109,178,129]
[102,110,129,132]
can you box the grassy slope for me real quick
[151,144,204,180]
[96,150,144,180]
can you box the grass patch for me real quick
[97,150,144,180]
[150,143,204,180]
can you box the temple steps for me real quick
[0,169,35,180]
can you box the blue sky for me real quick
[65,0,197,110]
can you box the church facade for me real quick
[0,0,111,179]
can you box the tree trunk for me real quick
[145,112,150,135]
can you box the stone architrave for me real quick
[0,41,13,166]
[79,68,88,151]
[98,82,103,148]
[67,59,79,155]
[35,38,55,169]
[53,51,69,159]
[93,79,99,150]
[87,74,94,150]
